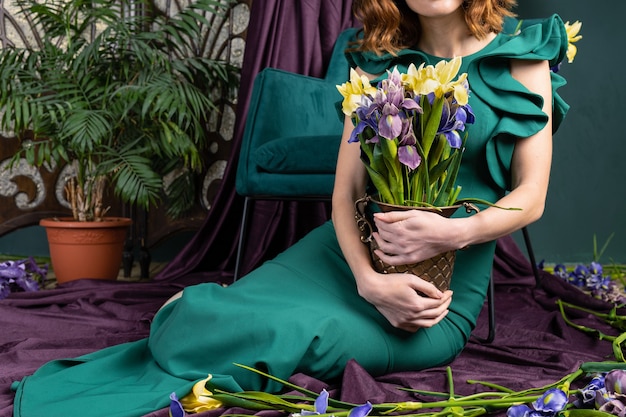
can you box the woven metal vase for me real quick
[354,195,478,292]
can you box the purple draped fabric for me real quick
[1,237,619,417]
[0,2,618,416]
[154,0,360,281]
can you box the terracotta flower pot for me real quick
[354,196,478,292]
[39,217,132,284]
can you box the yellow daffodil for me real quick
[564,20,582,63]
[336,68,377,115]
[179,374,223,413]
[402,57,468,105]
[402,62,430,95]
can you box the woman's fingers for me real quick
[378,285,453,332]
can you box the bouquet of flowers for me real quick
[335,58,478,290]
[336,57,474,208]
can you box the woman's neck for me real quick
[417,11,496,58]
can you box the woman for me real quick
[12,0,569,415]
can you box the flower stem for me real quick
[557,300,617,342]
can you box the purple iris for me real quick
[348,96,377,144]
[507,388,568,417]
[397,118,421,170]
[302,390,372,417]
[0,258,47,300]
[349,115,377,144]
[595,381,626,417]
[552,264,569,280]
[551,261,614,294]
[590,261,604,275]
[437,96,475,149]
[571,264,591,287]
[534,389,569,413]
[379,102,403,140]
[580,371,626,415]
[366,70,422,172]
[169,392,185,417]
[348,67,423,174]
[600,394,626,417]
[373,71,420,141]
[302,389,329,415]
[549,260,625,304]
[606,370,626,395]
[0,282,9,300]
[507,404,539,417]
[574,374,606,408]
[348,401,373,417]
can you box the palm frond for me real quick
[60,109,113,153]
[101,144,163,209]
[0,0,239,220]
[164,169,198,218]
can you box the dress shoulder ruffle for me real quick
[477,14,569,190]
[346,14,570,190]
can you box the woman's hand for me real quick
[372,209,466,266]
[332,100,458,333]
[357,271,453,332]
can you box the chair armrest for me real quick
[236,68,345,195]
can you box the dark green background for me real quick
[512,1,625,264]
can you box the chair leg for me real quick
[234,196,251,282]
[474,227,540,344]
[521,226,541,288]
[473,272,496,344]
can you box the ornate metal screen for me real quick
[0,0,250,249]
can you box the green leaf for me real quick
[613,332,626,362]
[212,391,304,413]
[561,410,617,417]
[593,233,615,263]
[364,165,394,204]
[15,97,23,128]
[209,393,281,411]
[432,151,462,206]
[428,152,455,186]
[164,171,196,219]
[377,137,404,204]
[580,361,626,373]
[421,96,444,157]
[432,132,468,206]
[233,363,318,398]
[230,364,361,411]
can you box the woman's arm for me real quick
[371,59,554,265]
[332,109,452,332]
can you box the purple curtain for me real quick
[155,0,360,282]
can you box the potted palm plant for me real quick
[0,0,238,283]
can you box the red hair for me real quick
[352,0,517,55]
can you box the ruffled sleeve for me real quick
[479,14,569,189]
[346,14,570,191]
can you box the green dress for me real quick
[12,15,569,417]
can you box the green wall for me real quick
[0,226,192,262]
[513,1,625,264]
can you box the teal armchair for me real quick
[234,29,356,279]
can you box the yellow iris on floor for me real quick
[179,374,223,413]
